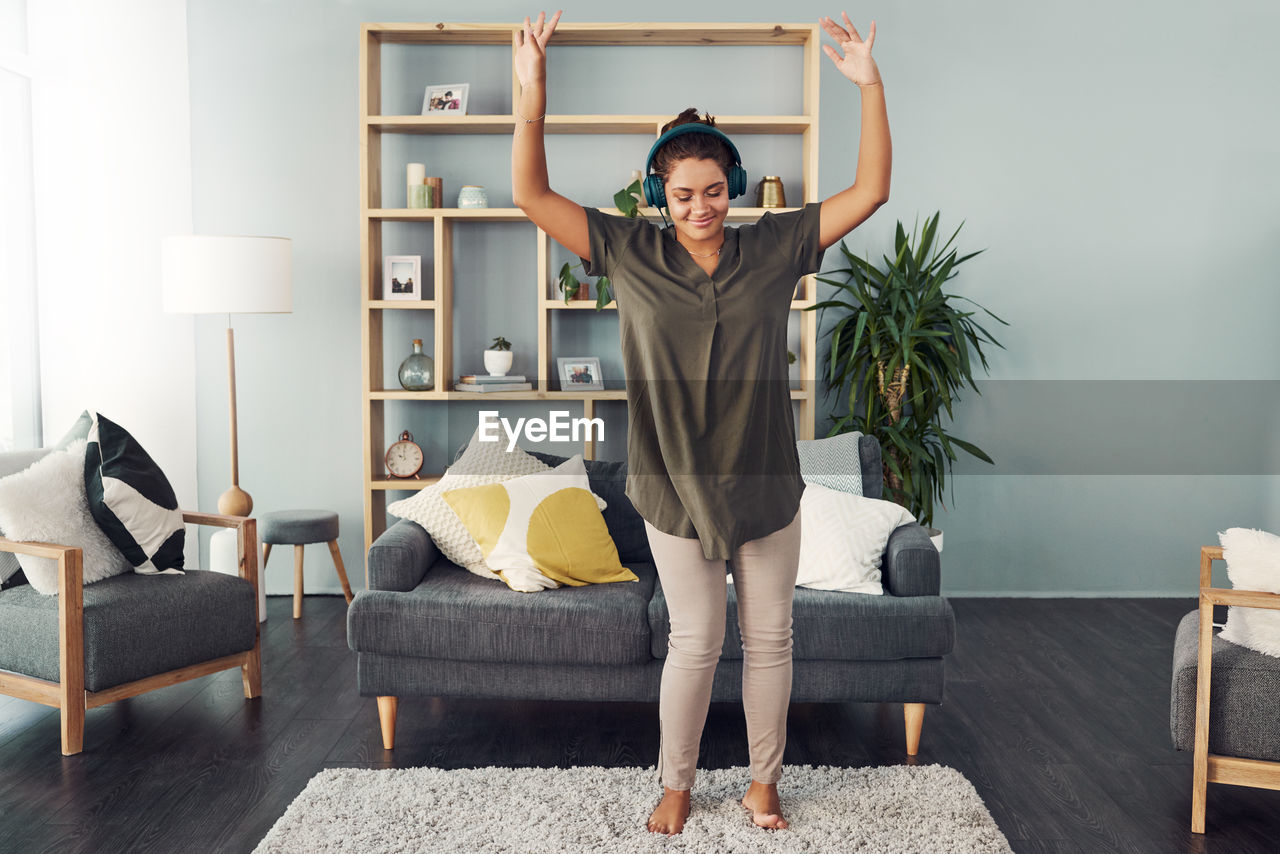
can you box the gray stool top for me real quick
[260,510,339,545]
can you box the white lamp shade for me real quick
[162,235,293,314]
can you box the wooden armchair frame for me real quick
[0,512,261,755]
[1192,545,1280,833]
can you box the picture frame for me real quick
[557,356,604,392]
[383,255,422,301]
[422,83,469,115]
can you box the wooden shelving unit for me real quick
[359,21,822,551]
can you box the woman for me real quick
[512,10,890,836]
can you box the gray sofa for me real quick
[347,435,954,753]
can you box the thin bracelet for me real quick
[516,108,545,122]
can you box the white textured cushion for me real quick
[0,440,132,595]
[796,431,863,495]
[1218,527,1280,657]
[729,482,914,593]
[386,427,607,581]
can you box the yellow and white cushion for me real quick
[442,454,637,593]
[386,427,607,582]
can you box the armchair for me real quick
[0,510,261,755]
[1170,545,1280,833]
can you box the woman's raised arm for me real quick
[511,10,590,262]
[816,12,891,252]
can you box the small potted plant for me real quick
[557,262,613,310]
[484,335,514,376]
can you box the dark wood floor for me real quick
[1,596,1277,853]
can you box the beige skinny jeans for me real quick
[645,506,802,791]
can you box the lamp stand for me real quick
[219,325,253,516]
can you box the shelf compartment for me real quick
[366,206,804,221]
[370,476,441,491]
[366,114,814,135]
[369,389,629,400]
[368,300,437,310]
[365,22,817,47]
[367,389,810,401]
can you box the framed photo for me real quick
[557,357,604,392]
[383,255,422,301]
[422,83,469,115]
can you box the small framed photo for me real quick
[558,356,604,391]
[422,83,469,115]
[383,255,422,301]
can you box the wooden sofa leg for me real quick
[60,697,85,756]
[904,703,925,756]
[242,646,263,699]
[377,696,398,750]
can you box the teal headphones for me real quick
[642,124,748,213]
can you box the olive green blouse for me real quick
[581,202,827,561]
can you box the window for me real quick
[0,0,41,450]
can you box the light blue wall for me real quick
[186,0,1280,595]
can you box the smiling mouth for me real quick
[689,217,715,226]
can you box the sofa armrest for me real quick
[882,523,941,596]
[368,519,440,592]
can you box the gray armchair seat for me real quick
[348,435,955,750]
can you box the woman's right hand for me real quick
[514,10,562,87]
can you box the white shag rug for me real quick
[255,764,1012,853]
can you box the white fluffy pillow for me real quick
[0,439,133,595]
[727,482,914,593]
[386,427,607,581]
[1218,527,1280,658]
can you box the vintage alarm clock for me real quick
[385,430,424,479]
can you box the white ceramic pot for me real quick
[924,526,943,554]
[484,349,513,376]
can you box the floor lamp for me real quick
[162,236,292,620]
[161,235,293,516]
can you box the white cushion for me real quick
[386,426,607,581]
[1218,527,1280,658]
[728,482,914,593]
[0,439,133,595]
[796,431,863,495]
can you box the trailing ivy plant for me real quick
[552,179,646,311]
[806,212,1008,528]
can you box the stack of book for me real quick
[454,374,532,392]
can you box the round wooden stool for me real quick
[260,510,353,619]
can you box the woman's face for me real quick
[663,157,730,240]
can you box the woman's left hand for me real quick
[820,12,881,86]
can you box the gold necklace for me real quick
[674,230,723,257]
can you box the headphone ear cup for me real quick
[728,165,747,200]
[643,174,666,209]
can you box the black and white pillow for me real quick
[84,412,185,575]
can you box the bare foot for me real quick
[647,786,691,835]
[741,780,789,830]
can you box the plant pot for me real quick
[924,526,943,554]
[573,282,590,300]
[483,349,513,376]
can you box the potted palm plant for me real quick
[807,212,1009,551]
